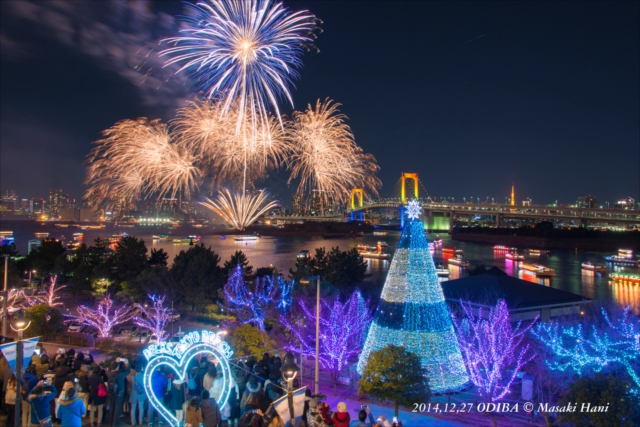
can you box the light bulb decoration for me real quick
[451,299,537,402]
[281,290,372,380]
[143,330,233,427]
[68,294,134,337]
[531,305,640,392]
[357,218,469,393]
[25,275,65,308]
[134,295,172,342]
[405,199,422,220]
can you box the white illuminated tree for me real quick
[26,275,65,308]
[71,295,135,337]
[133,295,172,342]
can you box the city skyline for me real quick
[1,1,638,205]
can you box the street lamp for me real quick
[282,364,299,422]
[11,310,31,427]
[307,275,321,395]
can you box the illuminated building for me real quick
[511,182,515,207]
[49,188,62,214]
[292,193,307,215]
[614,196,636,210]
[311,190,336,216]
[577,194,597,209]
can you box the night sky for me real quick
[1,0,638,207]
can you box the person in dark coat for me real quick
[73,351,85,371]
[110,361,130,426]
[88,365,106,426]
[54,358,72,398]
[200,389,222,427]
[27,382,57,426]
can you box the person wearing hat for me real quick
[306,398,330,427]
[332,402,351,427]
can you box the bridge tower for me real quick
[351,188,364,210]
[401,173,419,204]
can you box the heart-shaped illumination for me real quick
[144,331,233,427]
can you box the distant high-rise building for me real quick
[511,183,515,207]
[577,195,597,209]
[21,199,30,213]
[614,197,636,210]
[49,188,62,214]
[292,193,306,215]
[59,207,77,221]
[311,190,336,216]
[78,207,94,222]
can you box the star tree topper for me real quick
[406,200,422,220]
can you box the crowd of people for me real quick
[1,347,396,427]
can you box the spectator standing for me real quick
[149,367,168,425]
[350,407,375,427]
[332,402,351,427]
[28,381,58,427]
[185,396,203,426]
[88,365,107,427]
[56,387,86,427]
[128,364,147,426]
[200,389,222,427]
[4,375,17,426]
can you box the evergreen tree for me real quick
[224,250,253,275]
[171,244,223,311]
[112,236,148,282]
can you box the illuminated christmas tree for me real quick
[357,201,469,392]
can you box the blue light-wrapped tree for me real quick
[357,201,469,392]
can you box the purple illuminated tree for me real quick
[531,305,640,391]
[282,290,372,381]
[133,295,172,342]
[224,264,277,330]
[451,299,537,402]
[26,275,65,308]
[70,295,135,337]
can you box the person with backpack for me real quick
[332,402,351,427]
[28,381,58,427]
[88,365,107,427]
[128,363,147,426]
[56,387,86,427]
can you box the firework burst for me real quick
[287,99,381,203]
[85,118,200,211]
[200,189,278,230]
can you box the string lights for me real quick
[70,294,135,337]
[451,299,537,402]
[282,290,372,379]
[25,275,65,308]
[133,294,172,342]
[532,306,640,391]
[357,216,469,393]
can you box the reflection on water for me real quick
[518,270,552,286]
[2,220,639,309]
[610,281,640,314]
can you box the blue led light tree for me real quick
[357,201,469,392]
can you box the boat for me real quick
[618,249,634,258]
[377,241,389,248]
[234,236,259,242]
[360,251,390,259]
[0,236,14,246]
[505,252,525,261]
[609,273,640,285]
[443,247,456,255]
[493,245,510,251]
[67,241,81,250]
[297,250,310,260]
[435,264,450,277]
[455,249,464,255]
[34,232,49,238]
[582,262,606,273]
[193,224,204,228]
[55,224,70,228]
[604,255,639,265]
[448,254,470,267]
[373,231,387,236]
[525,249,550,256]
[357,244,374,252]
[72,232,83,240]
[109,233,128,244]
[172,237,196,245]
[520,263,556,277]
[152,234,169,241]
